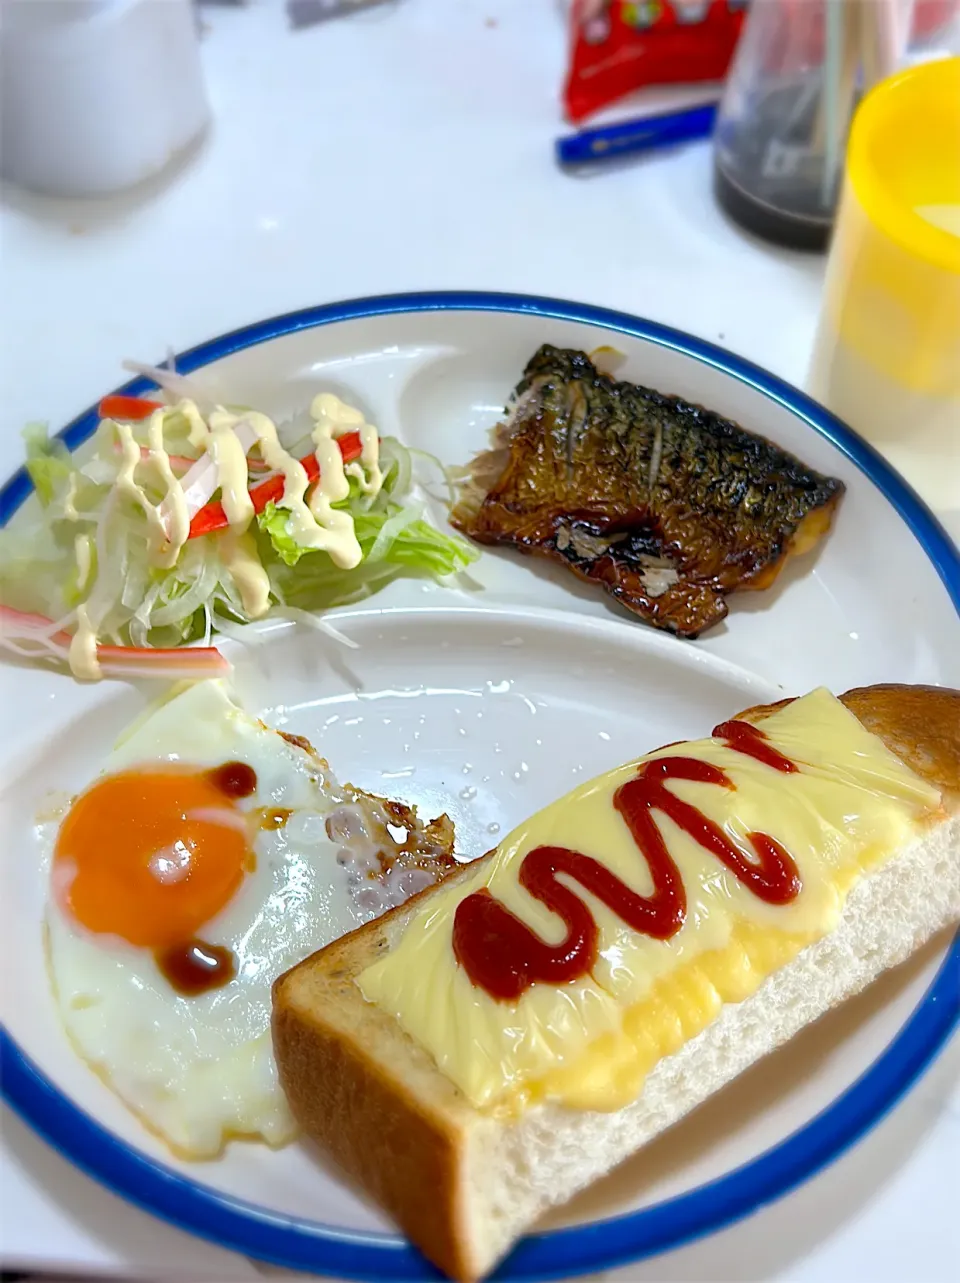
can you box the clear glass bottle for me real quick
[713,0,860,250]
[714,0,960,250]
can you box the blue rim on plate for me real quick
[2,291,958,1281]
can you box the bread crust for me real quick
[273,860,482,1279]
[739,685,960,799]
[272,684,960,1280]
[273,997,469,1274]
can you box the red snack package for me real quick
[912,0,960,41]
[563,1,749,124]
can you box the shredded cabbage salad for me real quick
[0,371,476,680]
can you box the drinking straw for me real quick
[820,0,862,208]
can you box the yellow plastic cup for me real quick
[808,56,960,517]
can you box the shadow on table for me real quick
[0,130,209,235]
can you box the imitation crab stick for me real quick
[188,430,365,539]
[99,395,165,421]
[0,606,230,679]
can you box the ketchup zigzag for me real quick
[453,721,802,1001]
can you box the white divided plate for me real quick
[2,293,958,1280]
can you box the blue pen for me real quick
[556,102,719,167]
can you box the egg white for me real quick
[43,680,379,1158]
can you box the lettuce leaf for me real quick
[23,424,76,506]
[258,499,476,577]
[258,501,307,566]
[4,411,478,669]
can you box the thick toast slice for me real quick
[272,686,960,1280]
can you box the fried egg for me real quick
[42,680,450,1158]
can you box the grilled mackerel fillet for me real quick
[451,346,844,637]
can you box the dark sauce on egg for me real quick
[156,939,237,996]
[207,761,257,799]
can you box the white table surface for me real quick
[1,2,957,1280]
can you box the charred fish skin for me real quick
[451,345,844,638]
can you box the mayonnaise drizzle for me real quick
[211,400,373,571]
[70,392,380,677]
[146,409,189,565]
[219,528,271,619]
[207,422,255,530]
[113,420,179,568]
[63,474,80,521]
[209,408,318,548]
[354,421,383,495]
[68,603,100,681]
[74,533,93,595]
[308,393,363,569]
[180,398,210,448]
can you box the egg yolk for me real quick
[54,768,252,948]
